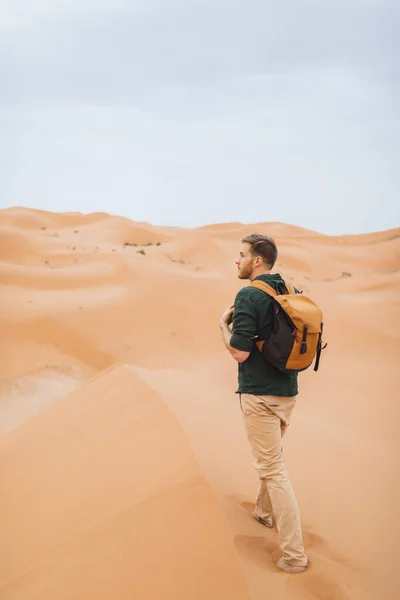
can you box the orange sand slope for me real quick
[1,206,400,600]
[0,364,250,600]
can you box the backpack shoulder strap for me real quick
[250,280,296,296]
[248,280,277,297]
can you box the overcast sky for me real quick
[1,0,399,234]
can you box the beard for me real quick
[237,265,253,280]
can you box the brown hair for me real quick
[241,232,278,269]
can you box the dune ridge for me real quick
[1,206,399,600]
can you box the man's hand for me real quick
[220,304,234,328]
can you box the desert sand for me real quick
[0,206,399,600]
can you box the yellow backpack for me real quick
[249,280,327,372]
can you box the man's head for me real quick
[235,233,278,280]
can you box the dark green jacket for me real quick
[230,273,298,397]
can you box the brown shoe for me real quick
[252,511,273,528]
[276,558,307,573]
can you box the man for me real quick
[219,232,308,573]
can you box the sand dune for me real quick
[0,206,110,229]
[0,364,250,600]
[197,221,324,238]
[0,227,48,262]
[0,206,399,600]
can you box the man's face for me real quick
[235,242,255,280]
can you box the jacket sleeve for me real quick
[229,290,259,352]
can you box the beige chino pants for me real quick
[240,393,307,567]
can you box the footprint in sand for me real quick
[226,493,264,522]
[228,496,365,571]
[226,493,276,530]
[227,495,368,597]
[227,494,279,570]
[233,534,278,570]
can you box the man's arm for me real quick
[219,316,250,363]
[219,292,257,363]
